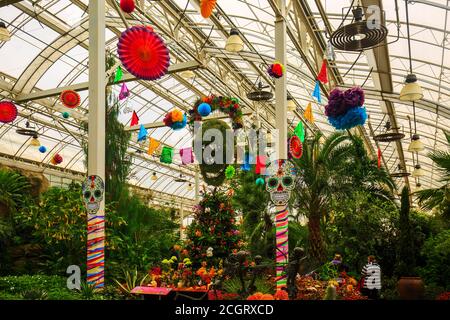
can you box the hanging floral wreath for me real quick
[189,95,244,130]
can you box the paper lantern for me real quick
[0,101,18,123]
[60,90,81,109]
[120,0,135,13]
[200,0,217,18]
[38,146,47,153]
[160,146,174,164]
[118,26,170,81]
[289,136,303,159]
[198,103,212,117]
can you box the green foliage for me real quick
[113,267,149,296]
[21,288,48,300]
[396,186,417,276]
[326,191,398,276]
[416,131,450,218]
[0,168,31,215]
[14,183,88,273]
[232,170,272,258]
[292,132,394,264]
[418,230,450,290]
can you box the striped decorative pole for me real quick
[82,175,105,289]
[275,204,289,291]
[87,213,105,288]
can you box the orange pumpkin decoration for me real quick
[200,0,217,19]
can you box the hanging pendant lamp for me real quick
[287,96,296,112]
[225,29,244,53]
[0,22,11,42]
[400,74,423,102]
[408,133,424,152]
[29,135,41,147]
[412,164,425,178]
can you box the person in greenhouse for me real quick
[360,255,382,300]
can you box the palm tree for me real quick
[416,132,450,218]
[291,132,395,264]
[0,168,30,217]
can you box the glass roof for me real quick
[1,0,449,203]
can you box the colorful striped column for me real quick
[275,204,289,291]
[87,214,105,288]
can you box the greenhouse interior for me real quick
[1,0,450,303]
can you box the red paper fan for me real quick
[118,26,170,81]
[200,0,217,18]
[60,90,81,109]
[0,101,18,124]
[289,136,303,159]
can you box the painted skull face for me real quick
[266,160,295,206]
[82,175,105,214]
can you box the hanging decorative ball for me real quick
[38,146,47,153]
[60,90,81,109]
[118,26,170,81]
[256,177,265,186]
[120,0,135,13]
[51,153,63,165]
[225,165,236,180]
[200,0,217,19]
[267,62,285,79]
[62,111,70,119]
[197,103,212,117]
[0,101,18,124]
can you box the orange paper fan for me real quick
[200,0,217,18]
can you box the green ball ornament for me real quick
[62,112,70,119]
[256,177,265,186]
[225,165,236,180]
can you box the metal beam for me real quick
[15,61,201,102]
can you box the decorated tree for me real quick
[185,188,243,265]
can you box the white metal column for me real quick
[275,0,288,160]
[87,0,106,288]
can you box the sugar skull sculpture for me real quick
[82,175,105,214]
[266,160,295,206]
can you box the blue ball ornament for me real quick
[256,177,265,186]
[198,103,212,117]
[39,146,47,153]
[62,112,70,119]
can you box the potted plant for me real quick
[396,187,424,300]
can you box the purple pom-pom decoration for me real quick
[343,87,365,108]
[325,88,349,118]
